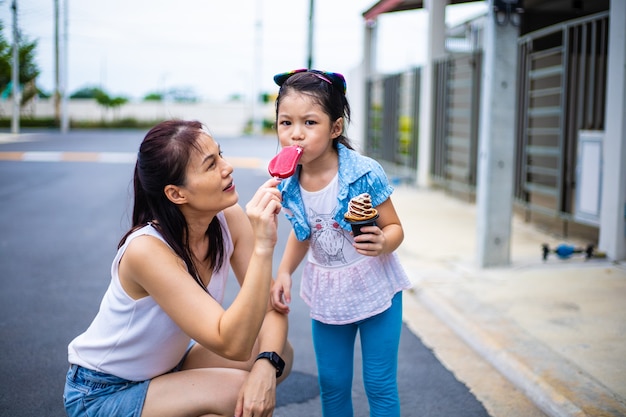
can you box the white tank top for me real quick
[67,212,233,381]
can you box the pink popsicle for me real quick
[268,146,303,179]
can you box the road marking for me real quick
[0,134,37,144]
[22,151,66,161]
[0,151,263,168]
[0,151,24,161]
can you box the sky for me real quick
[1,0,486,102]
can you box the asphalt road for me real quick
[0,129,490,417]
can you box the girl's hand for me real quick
[245,178,282,254]
[270,273,293,314]
[352,225,386,257]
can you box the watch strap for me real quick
[255,351,285,378]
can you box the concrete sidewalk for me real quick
[392,185,626,417]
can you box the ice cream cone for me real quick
[346,213,379,237]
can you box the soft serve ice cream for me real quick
[344,193,379,237]
[344,193,378,222]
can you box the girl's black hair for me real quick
[120,120,225,291]
[275,71,354,150]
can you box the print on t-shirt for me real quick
[309,208,350,266]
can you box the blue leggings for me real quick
[312,292,403,417]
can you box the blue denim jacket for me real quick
[278,143,394,241]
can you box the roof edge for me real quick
[363,0,407,21]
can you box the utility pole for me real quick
[54,0,60,125]
[11,0,19,134]
[306,0,314,69]
[252,0,263,136]
[60,0,69,133]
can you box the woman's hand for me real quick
[234,360,277,417]
[270,272,293,314]
[245,178,282,254]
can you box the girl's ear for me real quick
[164,185,186,205]
[331,117,344,139]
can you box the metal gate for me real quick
[431,52,482,200]
[515,12,608,229]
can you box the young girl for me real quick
[64,120,292,417]
[270,69,411,417]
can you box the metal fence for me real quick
[363,11,608,238]
[431,52,482,200]
[365,68,420,182]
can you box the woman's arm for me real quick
[226,199,293,417]
[120,180,281,361]
[226,204,289,355]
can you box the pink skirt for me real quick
[300,252,411,325]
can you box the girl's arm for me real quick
[352,196,404,257]
[271,229,309,314]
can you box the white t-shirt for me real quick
[301,174,361,268]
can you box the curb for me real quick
[410,285,626,417]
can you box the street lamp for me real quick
[307,0,314,69]
[493,0,524,27]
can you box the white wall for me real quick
[0,98,277,137]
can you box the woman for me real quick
[64,120,292,417]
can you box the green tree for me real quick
[69,85,128,119]
[143,92,163,101]
[70,86,102,99]
[93,87,128,120]
[0,20,41,106]
[0,22,10,93]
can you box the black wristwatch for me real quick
[255,351,285,377]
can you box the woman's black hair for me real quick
[274,71,354,150]
[119,120,225,291]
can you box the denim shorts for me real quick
[63,364,149,417]
[63,343,194,416]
